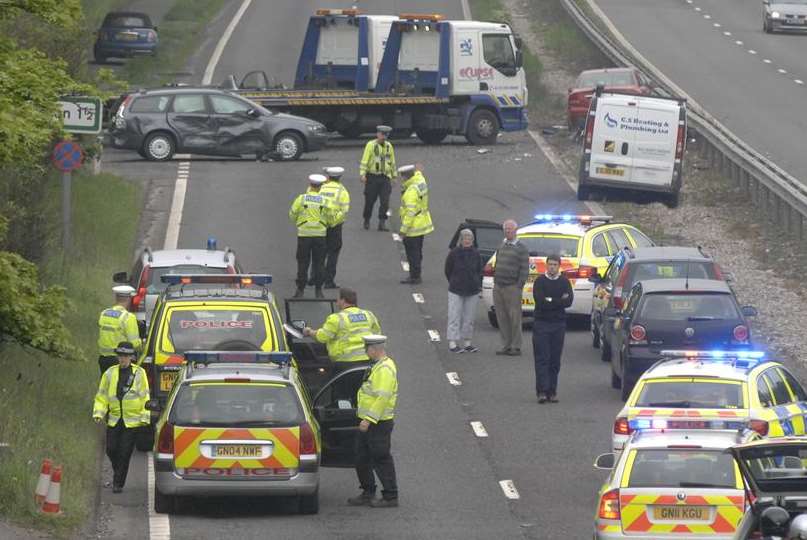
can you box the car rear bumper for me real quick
[155,469,319,497]
[584,175,675,193]
[95,41,157,56]
[596,530,734,540]
[109,131,143,151]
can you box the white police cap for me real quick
[376,125,392,134]
[398,164,416,175]
[363,334,387,346]
[112,285,136,296]
[308,174,327,185]
[323,166,345,178]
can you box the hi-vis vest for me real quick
[320,180,350,226]
[357,356,397,423]
[289,189,336,237]
[97,304,141,356]
[399,171,434,237]
[315,306,381,362]
[359,140,397,178]
[93,364,150,428]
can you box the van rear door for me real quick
[630,97,679,188]
[589,96,635,184]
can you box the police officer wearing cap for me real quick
[359,125,397,231]
[93,341,150,493]
[97,285,142,375]
[347,334,399,508]
[398,163,434,285]
[289,174,338,298]
[319,166,350,288]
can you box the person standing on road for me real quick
[97,286,142,375]
[532,254,573,404]
[398,164,433,285]
[348,334,399,508]
[493,220,530,356]
[93,342,150,493]
[444,228,483,353]
[319,166,351,289]
[359,125,397,231]
[303,287,381,373]
[289,174,337,299]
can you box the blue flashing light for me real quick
[161,274,272,286]
[629,418,748,432]
[207,236,217,250]
[561,214,572,221]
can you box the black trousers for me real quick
[355,419,398,500]
[106,419,138,488]
[99,355,117,376]
[532,320,566,396]
[296,236,326,290]
[324,224,343,284]
[362,174,391,221]
[402,235,424,279]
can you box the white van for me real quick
[577,88,686,207]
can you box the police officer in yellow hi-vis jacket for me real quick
[347,334,399,508]
[320,166,350,288]
[93,342,150,493]
[303,287,380,373]
[97,285,142,375]
[398,164,434,285]
[359,125,396,231]
[290,174,338,299]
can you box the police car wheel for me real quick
[144,132,175,161]
[467,109,499,145]
[298,489,319,514]
[274,131,304,161]
[154,489,176,514]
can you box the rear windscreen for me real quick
[519,235,580,258]
[165,309,268,352]
[628,449,736,489]
[104,15,151,27]
[577,71,635,88]
[638,293,739,321]
[628,261,716,286]
[172,383,302,426]
[148,265,229,294]
[636,381,744,409]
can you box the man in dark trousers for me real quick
[289,174,335,298]
[359,125,397,231]
[532,254,573,403]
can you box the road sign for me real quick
[59,96,103,134]
[52,141,83,172]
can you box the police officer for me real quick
[289,174,337,299]
[302,287,380,373]
[97,286,142,375]
[359,125,397,231]
[347,334,399,508]
[93,342,150,493]
[398,164,434,285]
[320,166,350,288]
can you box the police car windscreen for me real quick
[519,236,579,258]
[148,265,229,293]
[167,309,267,352]
[636,381,744,409]
[638,294,739,321]
[628,450,736,489]
[171,384,303,427]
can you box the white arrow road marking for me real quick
[470,421,489,437]
[499,480,520,500]
[412,293,425,303]
[427,329,441,342]
[446,372,462,386]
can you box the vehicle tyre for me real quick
[143,132,176,161]
[611,368,621,389]
[274,131,304,161]
[665,191,680,209]
[416,129,449,145]
[298,488,319,515]
[600,337,612,363]
[135,425,154,452]
[487,309,499,329]
[389,128,413,140]
[154,489,175,514]
[763,18,772,33]
[466,109,499,145]
[137,148,148,159]
[337,126,363,139]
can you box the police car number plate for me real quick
[159,371,178,392]
[595,167,624,177]
[213,444,263,458]
[652,505,710,521]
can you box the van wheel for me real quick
[611,368,621,389]
[487,310,499,328]
[143,132,176,161]
[665,191,680,209]
[154,490,176,514]
[467,109,499,145]
[298,488,319,514]
[416,129,449,145]
[274,131,304,161]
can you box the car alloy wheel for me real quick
[146,134,174,161]
[275,132,303,161]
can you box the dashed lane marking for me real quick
[470,421,489,438]
[764,59,772,64]
[499,480,520,500]
[695,6,701,11]
[446,372,462,386]
[703,14,711,19]
[147,452,170,539]
[713,23,721,27]
[778,68,787,74]
[401,261,409,272]
[723,31,731,36]
[427,329,441,342]
[412,293,425,303]
[735,40,743,45]
[796,79,804,85]
[748,49,757,54]
[392,233,401,242]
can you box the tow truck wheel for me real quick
[274,131,304,161]
[466,109,499,145]
[416,129,449,145]
[143,132,175,161]
[154,489,176,514]
[337,126,363,139]
[298,488,319,514]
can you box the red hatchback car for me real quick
[567,68,651,129]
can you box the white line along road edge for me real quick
[147,452,170,540]
[499,479,520,500]
[202,0,253,85]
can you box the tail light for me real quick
[598,489,620,520]
[675,124,686,160]
[157,422,174,454]
[629,325,647,343]
[749,419,768,436]
[299,422,317,455]
[483,262,495,278]
[565,265,596,280]
[613,417,632,436]
[584,116,595,148]
[733,324,749,343]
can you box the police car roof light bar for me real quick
[160,274,272,286]
[531,214,613,225]
[184,351,292,367]
[659,349,765,359]
[629,418,747,432]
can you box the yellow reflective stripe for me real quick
[620,450,637,488]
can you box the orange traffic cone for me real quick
[34,458,52,505]
[41,466,61,514]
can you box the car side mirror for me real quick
[514,50,523,69]
[291,319,306,331]
[113,271,129,284]
[741,306,758,317]
[145,399,161,412]
[594,453,616,470]
[246,108,260,118]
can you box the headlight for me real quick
[307,124,325,133]
[771,10,781,18]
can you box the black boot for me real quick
[315,287,324,299]
[378,220,388,231]
[293,288,304,298]
[363,219,370,230]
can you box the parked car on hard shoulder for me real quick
[763,0,807,33]
[567,67,651,130]
[110,87,328,161]
[94,12,158,63]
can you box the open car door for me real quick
[240,70,271,90]
[284,297,337,395]
[448,218,503,262]
[312,366,366,467]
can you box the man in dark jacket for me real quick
[532,254,573,403]
[444,228,483,353]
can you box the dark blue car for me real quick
[94,12,158,63]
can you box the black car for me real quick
[609,278,757,400]
[94,11,158,63]
[110,87,329,161]
[590,246,729,363]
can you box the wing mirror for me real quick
[246,108,260,118]
[594,453,616,470]
[112,271,129,283]
[291,319,307,331]
[145,399,162,412]
[741,306,758,317]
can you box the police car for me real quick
[593,428,759,539]
[472,215,653,327]
[149,351,367,514]
[612,350,807,453]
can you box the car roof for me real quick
[580,67,635,76]
[182,364,293,384]
[641,357,763,381]
[637,278,731,294]
[627,246,712,261]
[143,248,234,268]
[134,87,236,97]
[629,429,751,450]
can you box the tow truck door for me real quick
[313,366,366,467]
[284,298,336,394]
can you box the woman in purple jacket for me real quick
[444,229,484,353]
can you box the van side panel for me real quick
[630,98,679,187]
[589,100,635,184]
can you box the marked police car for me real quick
[149,351,367,514]
[612,350,807,453]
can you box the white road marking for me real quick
[147,452,170,540]
[703,14,711,19]
[735,40,743,45]
[446,372,462,386]
[202,0,253,85]
[392,233,401,242]
[796,79,804,85]
[412,293,425,303]
[723,31,731,35]
[401,261,409,272]
[712,22,720,27]
[778,68,787,74]
[764,59,772,64]
[686,0,693,3]
[499,480,520,500]
[470,421,489,438]
[163,164,190,250]
[695,6,701,11]
[427,329,441,342]
[748,49,757,54]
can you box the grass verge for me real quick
[0,171,141,537]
